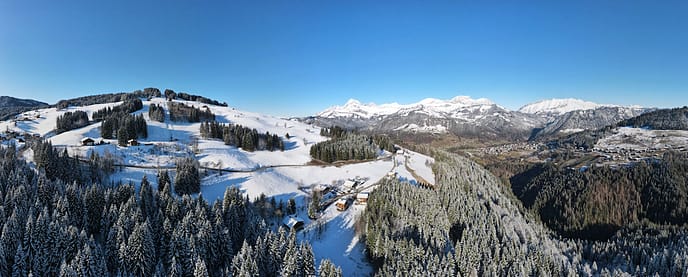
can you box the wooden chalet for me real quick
[81,137,95,146]
[282,216,305,230]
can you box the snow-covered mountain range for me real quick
[309,97,650,140]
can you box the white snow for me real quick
[0,96,438,276]
[596,127,688,151]
[393,123,448,133]
[317,96,496,119]
[518,98,604,115]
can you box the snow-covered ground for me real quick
[596,127,688,151]
[0,96,437,276]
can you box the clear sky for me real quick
[1,1,686,116]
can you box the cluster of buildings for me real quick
[592,144,688,164]
[478,142,540,156]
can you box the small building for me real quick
[282,216,305,230]
[335,198,350,211]
[342,180,357,192]
[81,137,95,146]
[128,139,139,146]
[386,171,397,178]
[356,192,369,205]
[313,184,332,194]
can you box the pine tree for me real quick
[193,257,209,277]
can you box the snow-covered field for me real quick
[0,96,437,276]
[596,127,688,151]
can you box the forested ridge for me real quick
[0,145,342,276]
[506,151,688,240]
[310,126,395,163]
[168,102,215,123]
[362,151,688,276]
[618,106,688,130]
[200,121,284,152]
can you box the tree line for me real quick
[168,102,215,123]
[163,89,227,107]
[91,99,143,122]
[55,111,90,134]
[56,88,160,110]
[148,104,165,122]
[200,121,284,152]
[0,143,341,276]
[100,114,148,146]
[310,127,395,163]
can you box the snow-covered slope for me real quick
[518,98,604,115]
[0,95,437,276]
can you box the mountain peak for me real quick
[344,98,363,106]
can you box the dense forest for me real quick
[173,157,201,195]
[362,151,688,276]
[91,99,143,122]
[148,104,165,122]
[0,144,342,276]
[310,127,395,163]
[168,102,215,123]
[163,89,227,107]
[100,114,148,146]
[55,111,90,134]
[56,88,160,110]
[200,121,284,152]
[507,151,688,240]
[618,106,688,130]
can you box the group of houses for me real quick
[81,137,140,147]
[1,130,40,144]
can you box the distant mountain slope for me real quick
[618,107,688,130]
[310,96,650,141]
[310,96,545,140]
[519,98,604,116]
[530,106,648,139]
[0,96,48,108]
[0,96,49,120]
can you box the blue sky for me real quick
[1,1,686,116]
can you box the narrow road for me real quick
[403,153,435,188]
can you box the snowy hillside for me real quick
[0,96,437,276]
[518,98,605,115]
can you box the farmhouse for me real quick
[356,192,369,205]
[335,198,350,211]
[342,180,358,193]
[313,184,332,194]
[282,216,304,230]
[81,137,95,146]
[128,139,139,146]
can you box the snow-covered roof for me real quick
[81,137,94,142]
[356,192,369,199]
[343,180,357,189]
[282,216,304,229]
